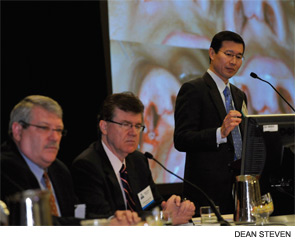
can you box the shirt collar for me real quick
[101,140,125,174]
[19,149,45,183]
[207,69,230,91]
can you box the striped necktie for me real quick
[223,86,242,160]
[120,164,136,211]
[43,171,59,216]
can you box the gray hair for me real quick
[9,95,63,135]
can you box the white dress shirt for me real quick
[101,140,128,209]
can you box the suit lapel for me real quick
[230,84,243,112]
[230,84,245,135]
[105,164,126,210]
[47,164,64,215]
[96,141,126,210]
[125,156,144,211]
[203,73,227,122]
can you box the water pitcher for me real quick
[8,189,52,226]
[234,175,262,223]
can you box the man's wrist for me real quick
[217,127,227,145]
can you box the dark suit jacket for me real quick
[70,140,163,218]
[0,140,79,225]
[174,72,247,215]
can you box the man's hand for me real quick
[161,195,195,225]
[221,110,242,138]
[109,210,141,226]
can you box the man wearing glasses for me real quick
[1,95,140,225]
[174,31,248,216]
[71,92,195,225]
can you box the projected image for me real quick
[108,0,295,183]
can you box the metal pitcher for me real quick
[234,175,262,224]
[8,189,52,226]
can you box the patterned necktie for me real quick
[223,86,242,160]
[120,164,136,211]
[43,171,59,216]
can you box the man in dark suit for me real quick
[1,95,140,225]
[71,92,195,225]
[174,31,248,215]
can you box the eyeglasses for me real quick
[106,119,145,132]
[19,120,67,136]
[220,51,244,61]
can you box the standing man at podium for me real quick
[174,31,248,215]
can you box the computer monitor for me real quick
[241,114,295,215]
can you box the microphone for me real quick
[250,72,295,112]
[144,152,230,226]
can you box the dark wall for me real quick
[1,1,182,197]
[1,1,111,167]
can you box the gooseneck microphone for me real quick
[144,152,230,226]
[250,72,295,112]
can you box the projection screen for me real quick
[108,0,295,184]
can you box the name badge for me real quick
[137,186,155,210]
[242,100,248,116]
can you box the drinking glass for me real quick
[200,206,219,224]
[144,207,172,226]
[251,192,274,225]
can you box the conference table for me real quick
[190,214,295,226]
[80,214,295,226]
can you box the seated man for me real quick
[71,92,195,225]
[1,95,140,226]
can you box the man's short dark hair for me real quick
[98,91,144,122]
